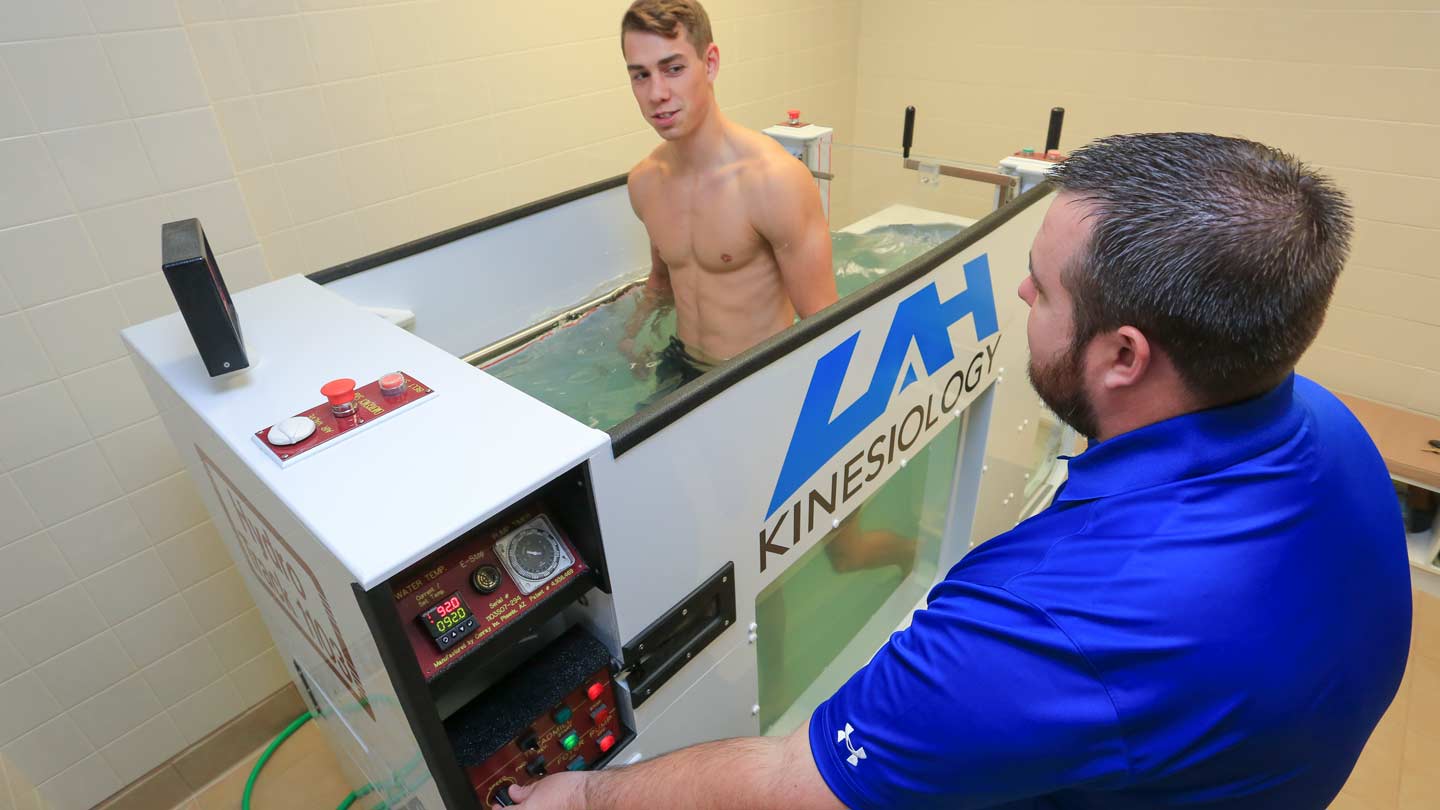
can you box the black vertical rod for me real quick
[902,106,916,159]
[1045,107,1065,153]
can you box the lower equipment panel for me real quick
[445,627,631,806]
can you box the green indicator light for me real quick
[553,707,572,724]
[561,732,580,752]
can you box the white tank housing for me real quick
[763,121,833,219]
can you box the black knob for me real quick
[472,564,503,594]
[525,757,548,777]
[492,785,516,806]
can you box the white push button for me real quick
[267,416,316,446]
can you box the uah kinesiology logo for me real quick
[759,254,1000,572]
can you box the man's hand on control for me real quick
[497,722,842,810]
[499,772,588,810]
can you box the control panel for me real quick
[253,371,435,467]
[389,505,590,681]
[444,626,631,807]
[468,667,626,806]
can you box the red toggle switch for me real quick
[590,705,610,727]
[598,732,616,753]
[586,682,604,701]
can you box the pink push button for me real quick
[379,372,406,397]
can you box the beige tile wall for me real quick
[0,1,857,806]
[851,0,1440,418]
[0,2,285,808]
[191,0,860,280]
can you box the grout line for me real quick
[1353,217,1440,236]
[0,95,217,148]
[0,473,207,620]
[1327,305,1440,343]
[0,58,36,137]
[1304,345,1433,379]
[857,24,1440,73]
[1,428,98,488]
[81,5,138,126]
[1345,263,1440,287]
[0,584,111,671]
[0,472,43,545]
[0,16,197,46]
[853,83,1440,148]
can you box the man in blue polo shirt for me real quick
[506,134,1411,809]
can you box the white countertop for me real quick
[122,275,608,589]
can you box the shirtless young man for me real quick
[619,0,838,384]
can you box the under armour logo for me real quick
[836,723,867,767]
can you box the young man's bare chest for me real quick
[642,168,771,276]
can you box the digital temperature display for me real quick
[420,592,478,650]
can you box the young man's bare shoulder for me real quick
[730,124,790,162]
[627,145,675,206]
[731,126,814,201]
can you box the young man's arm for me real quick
[503,719,845,810]
[755,156,838,318]
[622,243,672,338]
[620,167,673,367]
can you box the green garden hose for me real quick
[241,711,387,810]
[337,783,380,809]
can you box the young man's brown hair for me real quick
[620,0,714,56]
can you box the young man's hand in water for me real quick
[616,336,654,380]
[825,513,918,577]
[619,282,668,380]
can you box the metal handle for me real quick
[901,159,1020,207]
[902,106,916,159]
[1045,107,1065,153]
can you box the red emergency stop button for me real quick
[598,732,616,753]
[586,682,604,701]
[321,379,355,405]
[321,378,356,417]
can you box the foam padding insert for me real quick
[444,626,612,766]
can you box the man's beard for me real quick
[1028,342,1100,441]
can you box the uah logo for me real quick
[837,723,867,767]
[768,254,999,517]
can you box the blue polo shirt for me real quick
[810,375,1411,809]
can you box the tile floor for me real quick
[168,721,381,810]
[1329,589,1440,810]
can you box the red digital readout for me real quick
[422,592,472,641]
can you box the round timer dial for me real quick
[509,528,561,579]
[494,516,574,595]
